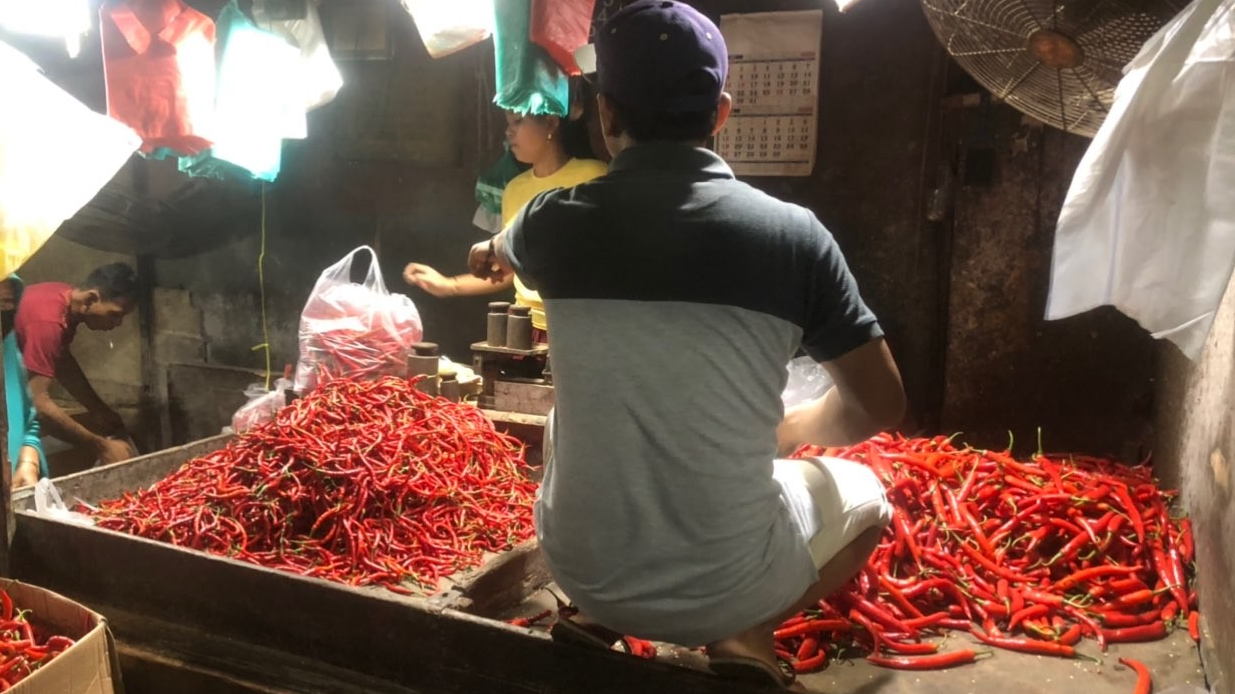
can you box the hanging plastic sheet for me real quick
[0,41,140,276]
[401,0,494,59]
[493,0,570,116]
[252,0,343,111]
[180,0,306,182]
[100,0,217,158]
[1046,0,1235,359]
[474,145,528,233]
[529,0,597,75]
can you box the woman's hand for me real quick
[403,263,458,297]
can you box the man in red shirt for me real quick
[15,263,139,467]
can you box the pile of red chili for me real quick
[777,433,1194,673]
[86,377,538,593]
[0,589,76,688]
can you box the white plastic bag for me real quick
[782,356,834,409]
[400,0,494,59]
[231,377,292,433]
[1,40,139,276]
[293,246,423,394]
[252,0,343,111]
[33,479,95,526]
[1046,0,1235,359]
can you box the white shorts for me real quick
[773,456,893,570]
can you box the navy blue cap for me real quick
[587,0,728,113]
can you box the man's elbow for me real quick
[863,383,907,434]
[31,396,54,417]
[28,385,54,414]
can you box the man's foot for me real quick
[708,636,800,690]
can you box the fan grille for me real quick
[921,0,1184,135]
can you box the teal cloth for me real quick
[493,0,569,116]
[476,146,528,215]
[4,275,48,479]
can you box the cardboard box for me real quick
[1,580,119,694]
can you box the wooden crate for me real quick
[9,424,753,694]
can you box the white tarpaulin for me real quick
[1046,0,1235,359]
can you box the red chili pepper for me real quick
[1008,604,1049,631]
[1102,621,1169,643]
[867,649,980,670]
[780,436,1185,664]
[508,609,552,628]
[0,594,75,681]
[1178,518,1195,563]
[902,612,949,629]
[971,628,1076,658]
[1052,565,1142,593]
[773,619,850,640]
[1119,657,1152,694]
[878,575,925,619]
[1107,578,1150,595]
[1163,536,1191,614]
[880,639,940,655]
[1099,610,1162,628]
[1114,485,1146,544]
[853,597,918,637]
[1105,589,1156,609]
[1188,611,1200,643]
[848,609,884,655]
[87,377,538,592]
[1058,624,1083,646]
[794,651,827,673]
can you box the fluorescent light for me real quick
[0,0,91,57]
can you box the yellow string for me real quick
[251,183,272,390]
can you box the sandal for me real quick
[550,617,624,651]
[709,655,796,689]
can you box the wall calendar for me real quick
[716,10,823,177]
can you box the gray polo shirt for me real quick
[506,143,882,646]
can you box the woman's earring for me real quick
[548,132,554,140]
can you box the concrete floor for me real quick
[501,587,1208,694]
[795,630,1204,694]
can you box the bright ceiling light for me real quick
[0,0,91,57]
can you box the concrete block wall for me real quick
[1153,270,1235,694]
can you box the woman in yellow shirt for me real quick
[404,106,607,336]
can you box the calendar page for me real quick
[716,10,823,177]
